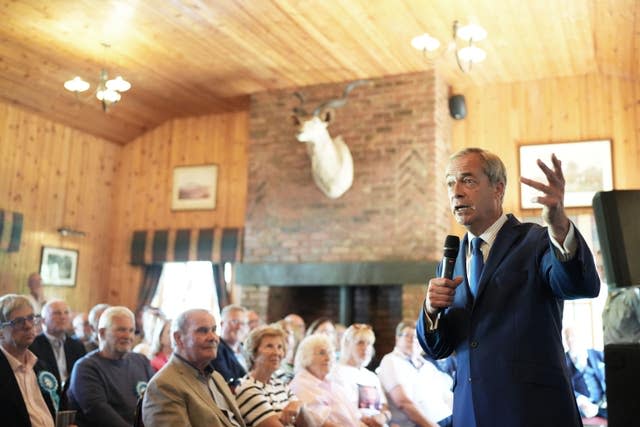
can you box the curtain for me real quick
[136,264,163,313]
[212,263,229,308]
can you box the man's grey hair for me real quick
[171,308,212,349]
[98,306,134,330]
[294,333,335,374]
[42,298,66,318]
[220,304,246,320]
[0,294,34,324]
[88,303,110,332]
[450,147,507,188]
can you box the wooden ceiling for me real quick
[1,0,637,144]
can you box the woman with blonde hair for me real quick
[235,325,304,427]
[330,324,391,427]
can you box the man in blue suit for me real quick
[417,148,600,427]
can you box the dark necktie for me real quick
[469,237,484,297]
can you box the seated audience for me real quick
[236,325,304,427]
[149,318,172,372]
[0,294,56,427]
[290,334,364,426]
[72,312,92,346]
[247,310,264,331]
[132,305,165,358]
[68,306,154,427]
[29,299,86,410]
[85,303,109,352]
[330,324,391,427]
[602,287,640,344]
[376,321,452,427]
[210,304,249,388]
[563,325,607,419]
[273,319,298,384]
[143,309,246,427]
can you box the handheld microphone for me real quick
[441,235,460,280]
[430,235,460,329]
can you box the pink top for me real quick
[290,368,363,427]
[150,352,169,372]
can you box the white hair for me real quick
[98,306,134,330]
[294,333,335,373]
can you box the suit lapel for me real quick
[211,371,246,427]
[474,215,522,301]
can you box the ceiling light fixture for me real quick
[411,20,488,73]
[63,43,130,111]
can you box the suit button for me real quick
[470,340,478,348]
[468,377,472,382]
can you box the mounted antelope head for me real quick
[292,79,370,199]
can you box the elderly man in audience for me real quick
[273,319,298,384]
[290,334,364,427]
[247,310,264,331]
[29,299,86,410]
[376,321,452,427]
[236,325,304,427]
[210,304,249,388]
[330,324,391,427]
[25,273,47,317]
[284,313,306,342]
[68,306,154,427]
[85,303,109,352]
[72,312,92,346]
[0,294,57,427]
[143,308,245,427]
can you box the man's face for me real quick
[445,153,504,236]
[221,310,248,345]
[176,311,219,369]
[100,314,135,358]
[44,301,71,336]
[247,311,261,330]
[1,304,38,351]
[73,313,91,340]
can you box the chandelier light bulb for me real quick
[63,77,90,93]
[457,46,486,64]
[106,75,131,92]
[456,23,487,42]
[411,33,440,52]
[96,87,121,103]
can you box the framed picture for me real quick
[172,164,218,210]
[519,140,613,209]
[40,246,78,286]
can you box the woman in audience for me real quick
[132,305,165,357]
[330,324,391,426]
[235,325,304,427]
[149,318,172,371]
[290,334,365,427]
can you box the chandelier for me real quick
[63,43,131,111]
[411,21,487,72]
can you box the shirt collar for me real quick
[44,331,64,345]
[0,344,38,372]
[468,213,508,248]
[174,353,214,377]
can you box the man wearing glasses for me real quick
[0,293,56,427]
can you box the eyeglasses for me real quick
[0,314,42,329]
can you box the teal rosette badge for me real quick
[38,371,60,411]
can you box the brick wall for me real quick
[238,70,452,353]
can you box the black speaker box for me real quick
[605,343,640,426]
[449,95,466,120]
[593,190,640,288]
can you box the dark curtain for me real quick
[136,264,163,313]
[212,263,229,307]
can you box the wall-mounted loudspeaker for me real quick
[449,94,466,120]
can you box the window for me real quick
[151,261,221,322]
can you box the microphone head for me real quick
[443,235,460,258]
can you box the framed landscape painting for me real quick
[40,246,78,286]
[519,140,613,209]
[172,164,218,210]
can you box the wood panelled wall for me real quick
[0,102,120,311]
[108,112,249,309]
[450,73,640,230]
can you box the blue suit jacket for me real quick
[417,215,600,427]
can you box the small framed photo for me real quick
[172,164,218,210]
[519,140,613,209]
[40,246,78,286]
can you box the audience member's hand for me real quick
[520,153,570,243]
[279,400,302,426]
[576,395,598,418]
[426,277,463,315]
